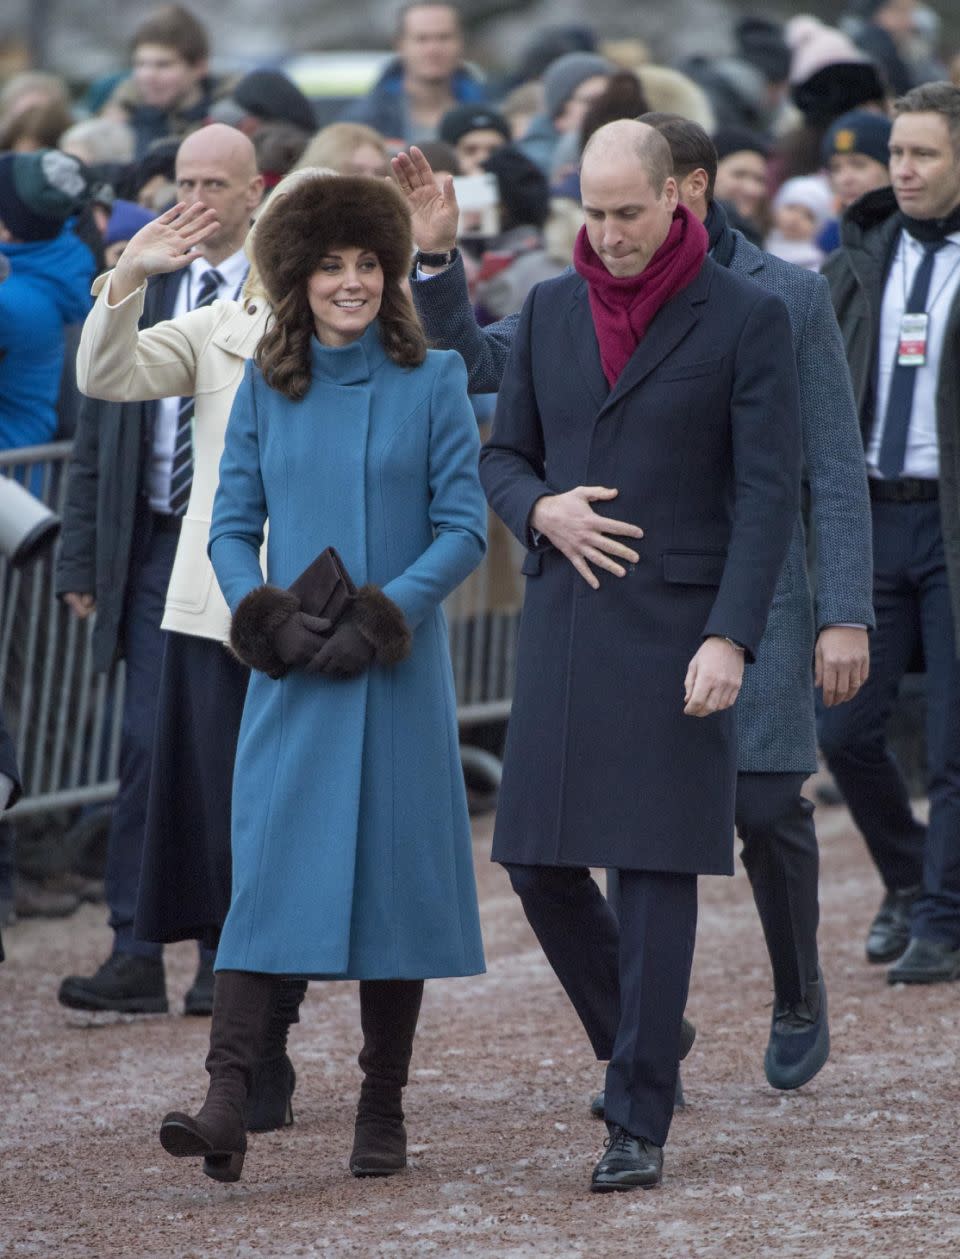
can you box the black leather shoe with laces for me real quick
[58,953,168,1014]
[887,936,960,984]
[866,885,921,963]
[591,1124,663,1192]
[764,973,829,1090]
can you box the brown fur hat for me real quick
[251,174,413,306]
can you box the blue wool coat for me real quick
[208,325,487,979]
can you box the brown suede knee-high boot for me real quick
[160,969,278,1182]
[247,977,308,1133]
[349,979,424,1177]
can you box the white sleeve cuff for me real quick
[103,271,148,309]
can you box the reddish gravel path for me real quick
[3,793,960,1257]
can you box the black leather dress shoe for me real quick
[58,953,168,1014]
[764,973,829,1090]
[591,1125,663,1192]
[887,936,960,984]
[866,885,921,963]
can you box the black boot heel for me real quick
[203,1150,245,1183]
[159,1111,247,1182]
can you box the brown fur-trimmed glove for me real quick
[229,585,331,679]
[306,585,412,679]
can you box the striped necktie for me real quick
[168,268,223,516]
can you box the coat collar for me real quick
[309,320,388,385]
[566,260,714,413]
[728,229,765,277]
[603,259,711,411]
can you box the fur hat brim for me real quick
[252,174,413,307]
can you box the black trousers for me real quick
[135,631,249,950]
[737,771,820,1005]
[819,499,960,945]
[505,864,697,1148]
[103,515,178,958]
[607,772,820,1007]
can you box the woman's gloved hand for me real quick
[273,611,332,668]
[307,618,375,678]
[308,585,412,680]
[229,585,330,679]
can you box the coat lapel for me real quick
[565,280,609,410]
[599,259,714,415]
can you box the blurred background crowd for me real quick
[0,0,950,934]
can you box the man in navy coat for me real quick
[394,115,874,1100]
[483,120,800,1190]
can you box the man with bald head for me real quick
[57,124,262,1016]
[478,120,801,1189]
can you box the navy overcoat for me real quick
[480,259,801,875]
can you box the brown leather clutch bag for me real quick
[287,546,357,625]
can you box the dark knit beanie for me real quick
[0,149,91,241]
[482,145,549,230]
[849,0,889,18]
[713,126,770,161]
[104,198,156,246]
[821,109,892,167]
[439,104,511,148]
[543,52,613,120]
[220,70,317,134]
[735,17,791,86]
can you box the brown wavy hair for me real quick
[252,174,426,400]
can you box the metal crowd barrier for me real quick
[1,444,522,816]
[0,442,124,818]
[444,512,526,793]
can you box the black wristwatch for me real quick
[416,247,459,268]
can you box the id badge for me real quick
[898,312,929,366]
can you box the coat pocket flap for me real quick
[662,550,726,585]
[521,550,544,576]
[658,356,724,382]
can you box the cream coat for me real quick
[76,272,270,643]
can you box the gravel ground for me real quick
[2,793,960,1259]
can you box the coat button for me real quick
[246,303,257,314]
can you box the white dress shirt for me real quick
[145,248,249,512]
[868,229,960,480]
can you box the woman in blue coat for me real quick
[159,175,487,1184]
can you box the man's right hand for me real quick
[391,146,459,262]
[530,487,643,590]
[64,592,95,619]
[109,201,220,302]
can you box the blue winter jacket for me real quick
[0,228,94,450]
[340,58,486,143]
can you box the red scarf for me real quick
[573,204,709,387]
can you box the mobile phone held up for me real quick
[453,172,500,239]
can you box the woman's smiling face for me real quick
[307,247,384,347]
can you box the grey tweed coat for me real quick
[411,234,875,773]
